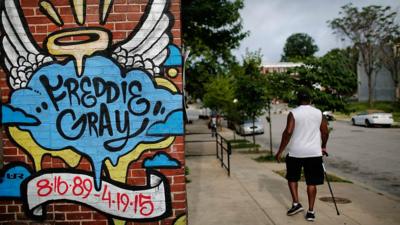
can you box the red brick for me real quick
[35,25,48,33]
[115,23,135,30]
[82,222,108,225]
[160,169,183,176]
[173,209,186,218]
[26,16,50,24]
[126,13,142,21]
[92,212,107,220]
[66,212,92,220]
[170,184,185,192]
[16,212,28,220]
[114,5,140,13]
[173,176,185,184]
[0,213,16,220]
[20,0,39,7]
[172,201,186,209]
[127,0,148,4]
[85,14,99,23]
[4,155,26,162]
[54,204,80,212]
[7,205,20,213]
[173,192,186,201]
[23,8,35,16]
[86,5,99,14]
[40,0,69,7]
[107,13,127,22]
[3,147,18,156]
[54,213,66,220]
[59,7,72,15]
[55,222,80,225]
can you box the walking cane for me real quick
[322,152,340,215]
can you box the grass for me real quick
[228,139,260,149]
[274,170,352,183]
[185,166,191,183]
[254,154,285,162]
[344,101,400,122]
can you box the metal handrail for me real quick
[215,132,231,176]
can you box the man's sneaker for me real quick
[305,211,315,221]
[287,203,304,216]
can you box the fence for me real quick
[215,132,231,176]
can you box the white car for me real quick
[351,111,393,127]
[235,119,264,135]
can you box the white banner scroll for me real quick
[26,172,169,220]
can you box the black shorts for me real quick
[285,155,324,185]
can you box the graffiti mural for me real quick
[0,0,185,224]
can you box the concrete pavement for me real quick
[185,119,400,225]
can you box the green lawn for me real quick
[228,139,260,149]
[338,101,400,122]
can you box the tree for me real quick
[234,51,269,145]
[264,72,294,155]
[329,4,399,106]
[203,75,235,115]
[281,33,319,62]
[288,49,357,112]
[182,0,248,99]
[379,36,400,101]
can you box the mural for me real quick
[0,0,184,224]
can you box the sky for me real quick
[233,0,400,64]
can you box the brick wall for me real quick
[0,0,186,224]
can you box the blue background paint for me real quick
[10,56,183,188]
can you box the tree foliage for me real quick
[287,49,357,112]
[379,36,400,101]
[265,72,295,102]
[329,4,399,105]
[234,51,269,144]
[182,0,248,99]
[203,75,235,114]
[281,33,319,62]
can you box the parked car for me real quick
[234,118,264,135]
[351,111,393,127]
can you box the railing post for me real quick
[216,132,219,159]
[227,142,231,176]
[220,136,223,167]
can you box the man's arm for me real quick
[320,116,329,155]
[275,112,295,162]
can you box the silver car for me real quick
[351,111,393,127]
[235,119,264,135]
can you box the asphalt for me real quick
[185,119,400,225]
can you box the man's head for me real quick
[297,88,311,105]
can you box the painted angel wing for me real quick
[0,0,54,89]
[112,0,171,76]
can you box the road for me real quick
[253,112,400,199]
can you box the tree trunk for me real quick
[368,72,373,107]
[268,103,273,156]
[252,116,256,146]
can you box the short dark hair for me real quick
[297,88,311,104]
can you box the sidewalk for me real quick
[185,120,400,225]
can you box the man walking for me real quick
[275,89,329,221]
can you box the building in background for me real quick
[261,62,303,74]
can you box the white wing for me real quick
[112,0,171,76]
[0,0,54,89]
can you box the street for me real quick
[254,112,400,199]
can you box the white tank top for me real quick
[287,105,323,158]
